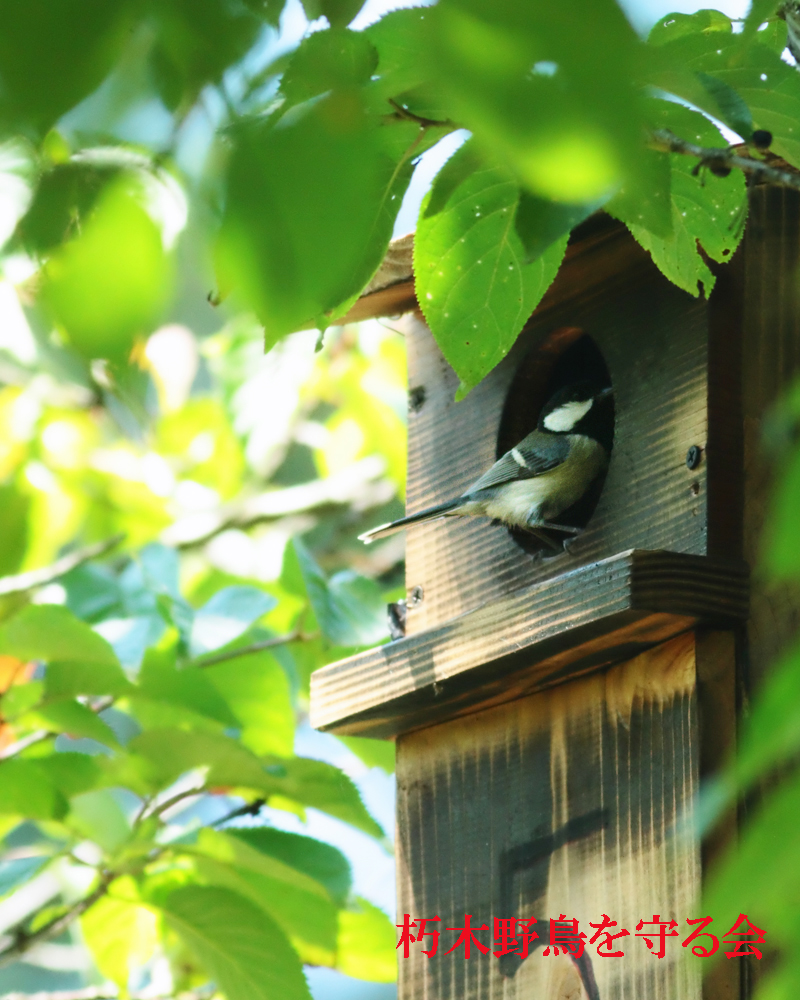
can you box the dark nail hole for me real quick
[408,386,426,412]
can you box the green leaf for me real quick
[626,102,746,298]
[280,29,378,112]
[138,646,238,728]
[697,71,753,140]
[187,829,338,961]
[429,0,645,202]
[0,0,133,135]
[216,96,389,344]
[159,885,312,1000]
[515,192,607,262]
[293,539,388,646]
[0,856,49,897]
[68,789,131,853]
[0,604,120,667]
[34,752,103,798]
[0,759,67,820]
[705,770,800,944]
[81,890,158,989]
[415,140,567,397]
[1,681,44,720]
[272,755,386,839]
[300,0,366,27]
[0,483,29,575]
[337,897,397,982]
[338,734,395,774]
[648,9,733,46]
[228,828,352,907]
[204,650,295,757]
[740,0,782,44]
[45,660,132,700]
[43,179,173,362]
[604,147,672,239]
[364,7,432,100]
[31,698,121,750]
[190,585,276,656]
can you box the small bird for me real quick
[359,381,613,546]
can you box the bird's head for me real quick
[537,381,613,434]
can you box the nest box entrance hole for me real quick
[497,327,615,556]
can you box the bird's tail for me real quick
[358,499,462,543]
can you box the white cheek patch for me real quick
[543,398,593,432]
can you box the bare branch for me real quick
[0,876,112,968]
[192,630,318,669]
[161,457,394,549]
[0,729,51,761]
[0,535,124,598]
[650,128,800,190]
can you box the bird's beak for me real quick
[595,386,614,401]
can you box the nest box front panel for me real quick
[403,221,725,635]
[396,633,701,1000]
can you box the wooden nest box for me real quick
[311,187,800,1000]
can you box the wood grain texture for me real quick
[396,633,701,1000]
[310,550,748,738]
[399,218,724,635]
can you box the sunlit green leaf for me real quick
[81,888,158,989]
[648,8,733,46]
[337,897,396,982]
[30,698,121,750]
[229,827,352,907]
[0,483,29,575]
[626,102,746,298]
[69,789,131,853]
[190,585,276,656]
[0,759,67,819]
[160,885,312,1000]
[43,180,173,362]
[216,96,389,344]
[34,751,103,798]
[0,604,120,666]
[415,140,567,396]
[137,646,239,728]
[280,29,378,112]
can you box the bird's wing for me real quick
[464,432,570,495]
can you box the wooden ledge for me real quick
[309,550,749,739]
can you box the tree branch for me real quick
[0,876,112,968]
[192,630,318,669]
[0,535,124,598]
[650,128,800,190]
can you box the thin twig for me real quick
[211,797,266,827]
[387,98,457,130]
[192,630,318,669]
[0,535,124,597]
[0,876,112,968]
[650,128,800,190]
[0,729,51,761]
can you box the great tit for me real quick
[359,381,613,545]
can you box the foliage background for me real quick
[1,0,800,997]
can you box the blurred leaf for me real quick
[364,7,431,101]
[338,734,395,774]
[415,140,567,397]
[697,71,753,140]
[138,646,239,727]
[205,648,295,757]
[604,147,672,238]
[34,751,103,797]
[280,29,378,112]
[31,698,121,750]
[626,102,746,298]
[300,0,366,28]
[68,788,131,853]
[229,827,352,906]
[159,885,312,1000]
[62,563,123,622]
[0,484,29,575]
[764,441,800,578]
[0,0,134,134]
[157,399,245,501]
[648,8,733,45]
[0,604,119,665]
[82,889,158,989]
[0,759,67,819]
[43,180,173,362]
[216,96,389,344]
[46,659,132,699]
[190,585,276,656]
[129,727,271,791]
[337,897,396,981]
[705,768,800,944]
[150,0,263,110]
[1,680,44,720]
[293,538,388,646]
[0,856,49,897]
[429,0,644,202]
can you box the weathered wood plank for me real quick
[310,550,748,738]
[396,633,701,1000]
